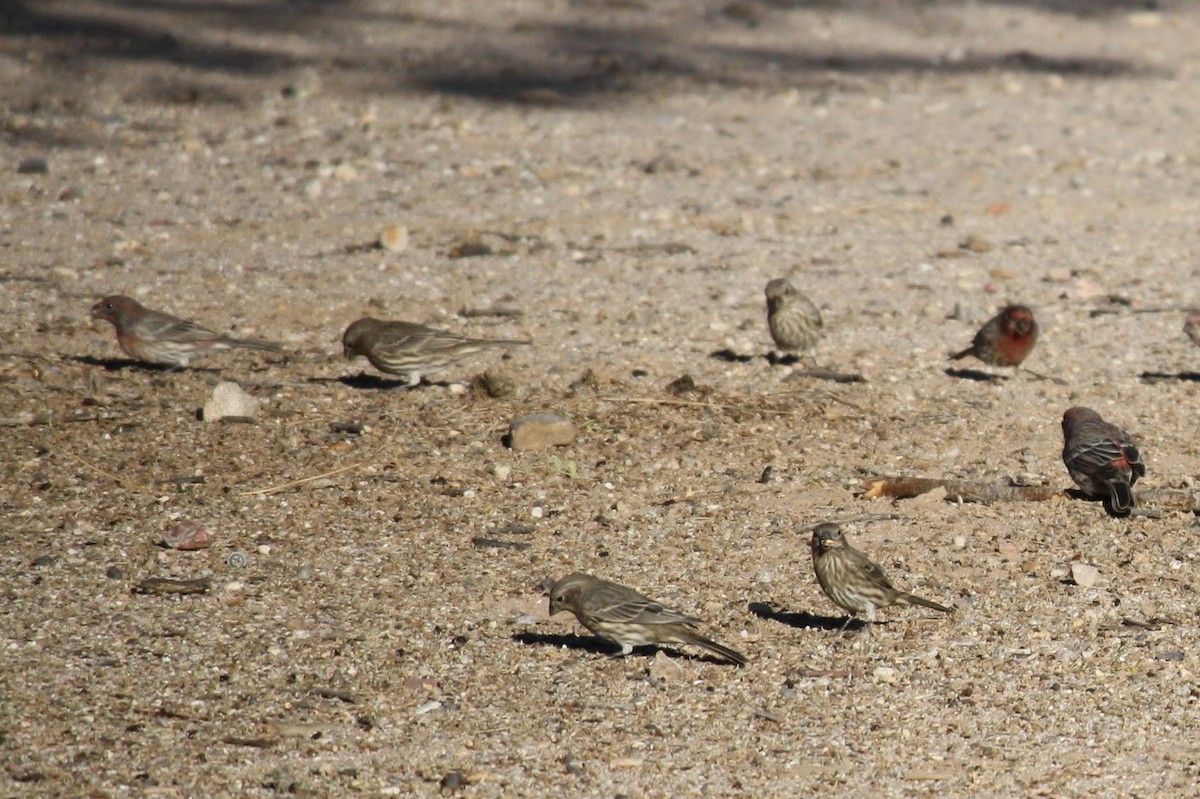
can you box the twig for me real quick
[606,396,796,415]
[239,462,363,496]
[66,453,154,493]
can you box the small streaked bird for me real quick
[765,277,823,355]
[1184,311,1200,349]
[547,572,747,666]
[341,317,530,387]
[810,523,952,630]
[1061,406,1145,517]
[949,304,1038,368]
[91,294,281,368]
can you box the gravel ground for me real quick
[4,1,1200,796]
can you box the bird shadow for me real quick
[944,366,1006,382]
[765,351,803,367]
[511,631,736,665]
[1139,371,1200,384]
[748,601,865,634]
[66,355,217,373]
[333,373,427,391]
[709,348,757,364]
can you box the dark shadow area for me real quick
[945,366,1007,382]
[709,349,757,364]
[1140,371,1200,384]
[335,373,422,391]
[748,601,863,633]
[66,354,218,373]
[0,0,1164,113]
[766,351,802,367]
[512,631,740,665]
[786,368,867,384]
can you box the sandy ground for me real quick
[4,1,1200,796]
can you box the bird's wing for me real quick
[853,551,897,591]
[1065,436,1128,477]
[601,598,698,626]
[144,311,221,342]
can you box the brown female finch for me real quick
[765,278,823,354]
[1061,406,1145,517]
[950,304,1038,368]
[547,572,747,666]
[810,523,952,630]
[90,295,281,367]
[1184,312,1200,348]
[342,317,530,387]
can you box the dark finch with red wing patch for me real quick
[1061,406,1145,517]
[950,304,1038,368]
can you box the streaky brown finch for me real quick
[91,295,281,367]
[547,572,747,666]
[764,277,823,354]
[1061,406,1145,517]
[949,304,1038,368]
[342,317,530,387]
[1184,311,1200,348]
[810,523,952,630]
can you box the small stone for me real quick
[471,370,516,398]
[17,157,48,174]
[493,464,512,482]
[378,224,409,253]
[505,413,575,450]
[1070,562,1100,588]
[873,666,898,683]
[163,521,211,551]
[105,565,124,580]
[960,233,994,253]
[650,650,689,682]
[202,382,259,422]
[31,555,56,568]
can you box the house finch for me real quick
[765,278,823,353]
[949,304,1038,368]
[90,295,281,367]
[342,317,530,387]
[547,572,747,666]
[1184,312,1200,348]
[1061,406,1145,517]
[810,523,952,629]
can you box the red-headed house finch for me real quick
[1061,406,1145,517]
[547,572,747,666]
[1184,312,1200,348]
[950,304,1038,368]
[811,523,952,630]
[91,295,281,368]
[342,317,530,387]
[765,278,823,354]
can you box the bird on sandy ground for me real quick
[810,523,952,632]
[90,294,281,368]
[949,304,1038,369]
[1061,406,1145,518]
[765,277,823,357]
[1184,312,1200,349]
[547,572,747,666]
[341,317,530,388]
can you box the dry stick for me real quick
[862,476,1200,512]
[239,462,363,497]
[606,396,796,415]
[66,453,154,493]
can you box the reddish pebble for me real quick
[163,521,211,551]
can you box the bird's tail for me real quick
[899,593,953,614]
[684,631,748,666]
[222,337,283,353]
[1107,482,1136,516]
[948,347,972,361]
[477,337,532,348]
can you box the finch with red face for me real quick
[1061,406,1145,517]
[91,295,281,367]
[950,304,1038,368]
[765,277,823,355]
[547,572,746,666]
[342,317,530,388]
[810,523,952,629]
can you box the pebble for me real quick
[650,650,688,682]
[163,521,211,551]
[1070,562,1100,588]
[378,224,409,253]
[17,157,48,174]
[873,666,899,683]
[202,382,259,422]
[505,413,575,450]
